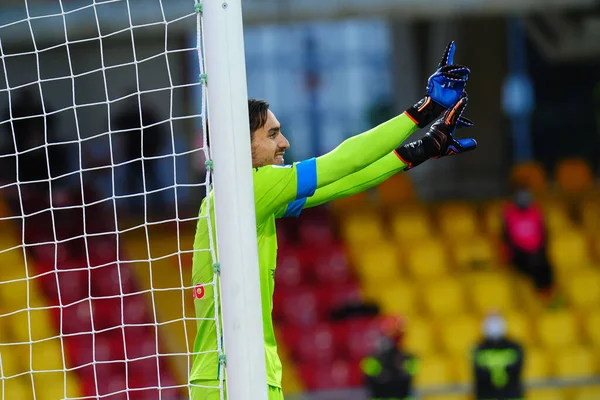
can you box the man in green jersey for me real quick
[189,41,478,399]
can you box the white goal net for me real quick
[0,1,218,399]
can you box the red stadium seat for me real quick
[124,326,158,361]
[335,317,382,360]
[278,287,321,326]
[276,248,309,288]
[312,244,352,285]
[299,358,363,390]
[317,282,362,318]
[282,324,339,364]
[59,299,93,335]
[298,218,336,250]
[41,269,88,306]
[91,263,136,297]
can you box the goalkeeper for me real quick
[190,41,477,400]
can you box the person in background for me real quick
[473,313,524,400]
[360,315,419,400]
[501,186,560,307]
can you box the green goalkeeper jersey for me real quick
[190,159,318,388]
[189,112,418,389]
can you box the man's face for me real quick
[251,110,290,168]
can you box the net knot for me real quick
[219,354,227,366]
[205,160,214,170]
[195,2,203,14]
[199,73,208,85]
[212,262,220,274]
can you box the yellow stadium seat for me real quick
[331,192,372,214]
[451,235,498,272]
[554,346,597,378]
[0,345,22,378]
[543,200,574,232]
[355,241,401,285]
[423,279,466,318]
[574,385,600,400]
[438,315,480,357]
[375,280,418,317]
[504,310,535,346]
[391,206,433,244]
[453,356,472,384]
[538,310,579,350]
[470,272,515,315]
[376,173,416,206]
[556,158,594,195]
[17,338,65,372]
[437,202,479,239]
[406,238,449,281]
[527,388,567,400]
[340,212,385,245]
[548,229,591,275]
[510,161,548,195]
[2,377,32,400]
[483,200,505,236]
[10,308,56,342]
[565,269,600,311]
[414,355,453,387]
[580,200,600,235]
[523,347,552,380]
[404,317,436,356]
[32,371,82,400]
[584,310,600,349]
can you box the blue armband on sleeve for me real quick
[295,157,317,199]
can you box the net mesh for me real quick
[0,1,218,399]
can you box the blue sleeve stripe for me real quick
[295,157,317,200]
[283,198,307,218]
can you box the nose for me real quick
[278,133,290,150]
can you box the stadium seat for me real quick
[580,199,600,236]
[330,192,372,215]
[337,317,382,361]
[10,307,56,342]
[451,235,498,272]
[316,282,363,318]
[276,248,310,288]
[299,358,363,390]
[374,280,418,317]
[414,355,453,387]
[537,310,579,350]
[0,345,22,378]
[542,200,574,232]
[312,244,353,285]
[340,212,385,246]
[404,317,436,356]
[548,229,591,276]
[452,356,472,384]
[279,287,321,326]
[438,315,480,357]
[509,161,548,195]
[527,388,567,400]
[436,202,479,239]
[469,272,515,315]
[354,240,401,285]
[555,158,594,195]
[57,300,93,335]
[504,310,535,346]
[523,347,552,380]
[1,377,32,400]
[406,238,449,281]
[554,345,597,378]
[483,200,504,236]
[584,310,600,350]
[282,324,339,364]
[390,206,433,245]
[574,385,600,400]
[376,173,416,206]
[40,268,88,306]
[423,278,467,318]
[565,268,600,311]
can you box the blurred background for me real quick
[0,0,599,399]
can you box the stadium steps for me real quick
[0,219,82,400]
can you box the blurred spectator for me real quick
[112,92,166,215]
[360,315,418,400]
[473,313,524,400]
[501,187,559,307]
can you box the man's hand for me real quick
[405,41,471,128]
[395,96,477,171]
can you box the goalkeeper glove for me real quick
[395,96,477,171]
[405,41,471,128]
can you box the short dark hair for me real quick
[248,98,270,136]
[204,99,269,147]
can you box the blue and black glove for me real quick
[396,96,477,171]
[405,41,471,128]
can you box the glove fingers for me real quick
[444,96,468,126]
[455,137,477,151]
[440,64,470,76]
[438,41,456,68]
[457,116,475,128]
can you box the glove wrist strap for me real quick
[395,135,438,171]
[404,97,445,128]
